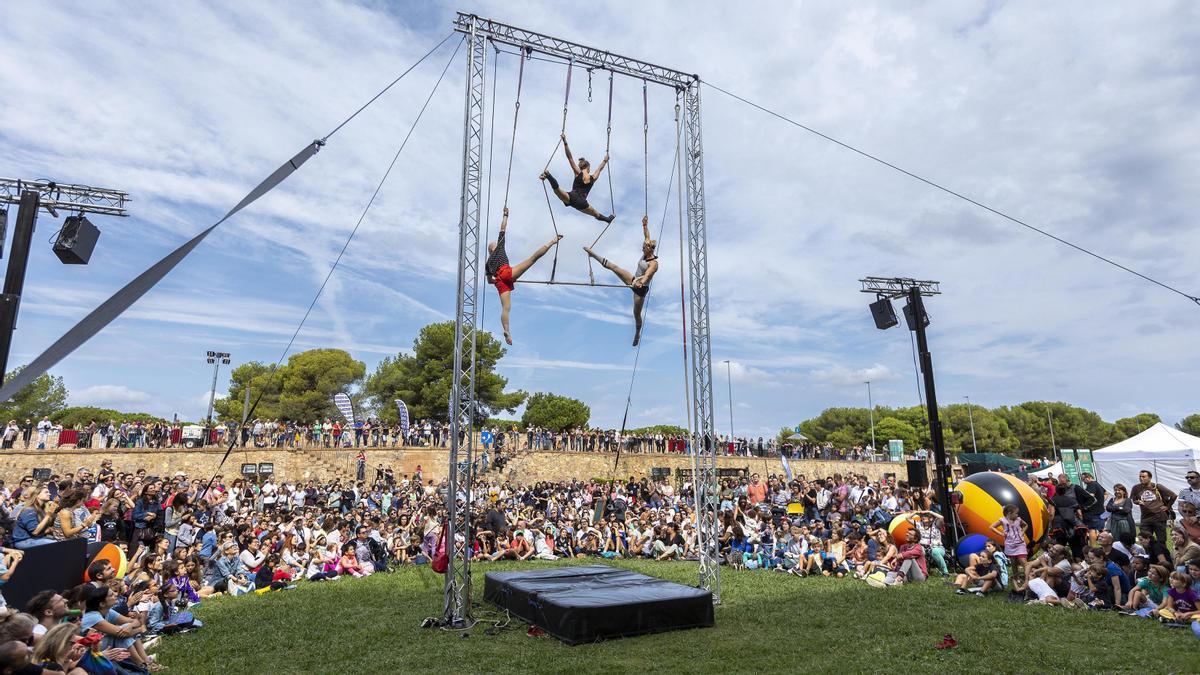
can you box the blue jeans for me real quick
[14,537,56,550]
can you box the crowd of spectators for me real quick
[0,457,1196,673]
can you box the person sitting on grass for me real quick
[31,622,91,674]
[1151,571,1199,624]
[489,531,533,562]
[889,528,926,585]
[1123,564,1170,616]
[337,543,371,577]
[908,511,948,577]
[79,585,160,671]
[955,549,1000,595]
[146,583,202,634]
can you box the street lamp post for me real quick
[865,380,876,453]
[964,395,978,453]
[205,351,231,437]
[723,360,734,451]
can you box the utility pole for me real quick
[865,380,876,452]
[0,179,129,385]
[1047,409,1057,461]
[723,359,734,449]
[859,276,957,549]
[964,395,978,453]
[205,351,231,445]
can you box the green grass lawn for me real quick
[154,560,1196,674]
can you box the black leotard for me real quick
[571,172,594,199]
[485,231,508,281]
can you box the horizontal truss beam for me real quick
[859,276,941,299]
[454,13,695,90]
[0,179,129,217]
[517,279,628,288]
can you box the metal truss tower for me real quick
[447,13,718,623]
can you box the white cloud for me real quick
[811,363,898,387]
[72,385,154,409]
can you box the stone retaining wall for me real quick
[0,447,903,484]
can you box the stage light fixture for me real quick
[903,299,930,331]
[869,297,899,330]
[52,214,100,265]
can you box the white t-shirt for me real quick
[262,483,277,504]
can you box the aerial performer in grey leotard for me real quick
[540,133,615,223]
[485,207,564,346]
[583,215,659,347]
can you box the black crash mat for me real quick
[483,565,713,645]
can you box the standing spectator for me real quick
[20,419,33,449]
[1129,470,1177,545]
[1080,473,1107,532]
[0,422,16,450]
[1105,483,1137,541]
[35,417,52,449]
[1180,470,1200,511]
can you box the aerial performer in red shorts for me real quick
[539,133,615,223]
[485,207,563,346]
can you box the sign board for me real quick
[1060,450,1080,485]
[481,430,493,446]
[794,425,802,434]
[1076,449,1094,479]
[257,462,275,476]
[888,439,904,462]
[240,464,258,475]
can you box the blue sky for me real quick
[0,1,1197,436]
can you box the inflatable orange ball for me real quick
[954,471,1050,547]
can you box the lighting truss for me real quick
[0,179,129,217]
[859,276,941,299]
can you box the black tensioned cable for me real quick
[204,36,465,495]
[702,80,1200,307]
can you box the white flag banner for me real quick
[395,399,410,437]
[333,393,355,426]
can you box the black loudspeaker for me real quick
[869,298,898,330]
[0,206,8,259]
[906,459,929,489]
[53,215,100,264]
[5,539,88,611]
[903,299,930,331]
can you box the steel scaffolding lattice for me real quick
[682,84,719,603]
[449,12,718,610]
[444,21,487,626]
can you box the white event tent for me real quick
[1092,423,1200,498]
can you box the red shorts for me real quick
[493,264,514,294]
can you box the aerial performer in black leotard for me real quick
[485,208,563,346]
[583,215,659,347]
[540,133,615,223]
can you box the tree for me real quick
[213,350,365,423]
[939,404,1017,454]
[1178,414,1200,436]
[364,321,525,423]
[0,367,68,421]
[872,417,918,452]
[627,425,688,436]
[521,393,590,432]
[56,407,165,428]
[277,349,365,422]
[214,361,278,422]
[1111,413,1161,443]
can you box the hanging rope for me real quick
[481,45,500,327]
[610,98,684,477]
[589,71,618,284]
[501,49,526,209]
[643,80,650,219]
[541,56,573,282]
